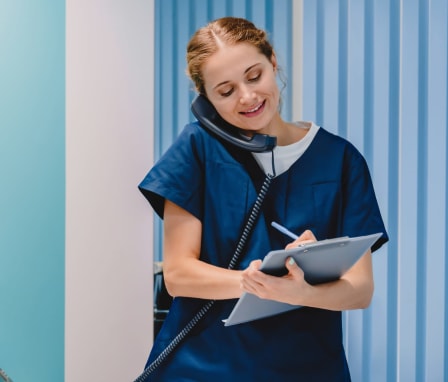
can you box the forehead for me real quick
[202,43,269,87]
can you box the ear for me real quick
[271,52,278,72]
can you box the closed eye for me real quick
[248,73,261,82]
[220,88,234,97]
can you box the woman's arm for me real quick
[241,231,374,311]
[162,199,243,300]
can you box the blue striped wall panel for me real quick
[154,0,293,260]
[155,0,448,380]
[302,0,447,381]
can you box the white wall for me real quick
[66,1,155,380]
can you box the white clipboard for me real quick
[224,232,382,326]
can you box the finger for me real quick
[241,261,262,287]
[286,256,296,269]
[285,257,304,279]
[285,239,314,249]
[240,276,263,294]
[297,229,317,242]
[285,257,298,272]
[249,259,262,270]
[285,230,317,249]
[242,266,267,284]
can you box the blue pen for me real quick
[271,221,299,240]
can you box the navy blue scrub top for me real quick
[138,122,388,381]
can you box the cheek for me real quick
[269,78,280,98]
[214,104,239,124]
[214,103,231,116]
[214,102,233,119]
[271,86,281,110]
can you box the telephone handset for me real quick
[191,94,277,153]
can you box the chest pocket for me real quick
[311,181,342,238]
[267,180,342,241]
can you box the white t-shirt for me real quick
[252,122,320,176]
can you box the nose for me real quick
[238,85,256,104]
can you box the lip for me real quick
[240,100,266,117]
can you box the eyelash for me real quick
[221,89,234,97]
[220,73,261,97]
[249,73,261,82]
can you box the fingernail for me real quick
[288,257,295,265]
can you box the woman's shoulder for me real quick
[315,126,351,145]
[175,121,224,152]
[158,121,217,162]
[177,121,209,144]
[315,127,364,158]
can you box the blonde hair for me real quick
[186,17,275,95]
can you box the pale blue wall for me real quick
[0,1,65,380]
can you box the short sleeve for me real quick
[341,144,388,252]
[138,124,205,220]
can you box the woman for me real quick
[138,17,388,381]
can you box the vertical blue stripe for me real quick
[188,0,198,109]
[446,3,448,375]
[207,0,214,21]
[226,0,233,15]
[246,0,253,21]
[265,1,273,44]
[445,16,448,376]
[172,0,179,137]
[153,0,165,264]
[363,0,374,165]
[356,3,373,381]
[387,1,400,380]
[362,10,374,378]
[416,0,429,380]
[338,0,348,139]
[361,3,374,381]
[302,0,318,121]
[188,0,195,28]
[315,0,325,126]
[286,0,293,120]
[425,1,448,378]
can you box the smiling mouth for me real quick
[240,100,265,115]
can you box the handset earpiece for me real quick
[191,95,277,153]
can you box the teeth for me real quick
[247,103,262,113]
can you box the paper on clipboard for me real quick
[223,232,383,326]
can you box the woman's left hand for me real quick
[240,256,311,306]
[240,229,317,305]
[240,226,375,310]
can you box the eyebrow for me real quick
[213,63,262,90]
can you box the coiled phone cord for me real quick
[133,172,274,382]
